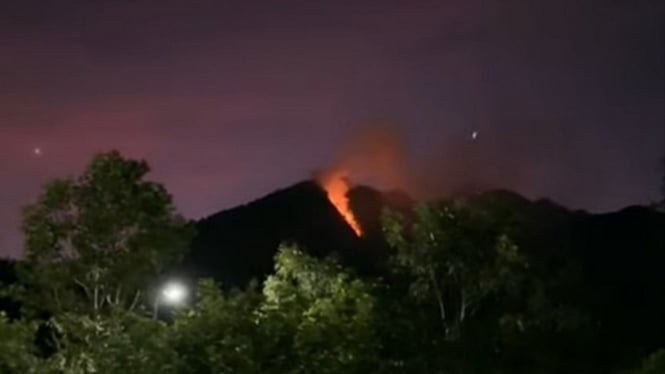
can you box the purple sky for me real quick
[1,0,663,257]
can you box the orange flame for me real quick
[318,169,363,236]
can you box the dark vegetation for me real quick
[186,180,665,372]
[0,151,663,373]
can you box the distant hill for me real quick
[183,180,664,293]
[1,180,662,368]
[182,181,665,298]
[180,180,664,369]
[180,180,411,287]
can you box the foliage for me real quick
[170,247,380,374]
[38,312,173,374]
[0,313,39,374]
[627,350,665,374]
[380,199,596,373]
[259,245,379,374]
[0,152,635,373]
[383,201,527,340]
[17,151,194,316]
[169,279,264,373]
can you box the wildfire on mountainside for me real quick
[317,169,363,237]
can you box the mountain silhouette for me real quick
[178,181,664,368]
[180,181,382,287]
[0,180,662,368]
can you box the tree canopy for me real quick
[0,151,660,373]
[16,151,194,316]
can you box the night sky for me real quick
[1,0,663,257]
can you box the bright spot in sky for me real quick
[33,147,42,156]
[471,131,478,140]
[161,281,188,305]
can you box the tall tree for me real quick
[258,245,380,374]
[169,279,264,374]
[382,198,596,373]
[383,201,526,340]
[17,151,194,316]
[169,246,380,374]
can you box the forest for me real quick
[0,151,663,374]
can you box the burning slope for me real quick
[318,169,363,236]
[315,126,414,237]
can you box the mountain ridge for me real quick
[1,180,663,367]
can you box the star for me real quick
[33,147,42,156]
[471,131,478,140]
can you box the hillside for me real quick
[1,180,663,368]
[179,181,413,287]
[179,181,664,369]
[184,181,664,293]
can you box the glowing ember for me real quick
[318,169,363,236]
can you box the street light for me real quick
[153,280,188,319]
[162,282,187,305]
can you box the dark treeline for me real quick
[0,151,663,373]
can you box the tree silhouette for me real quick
[17,151,194,317]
